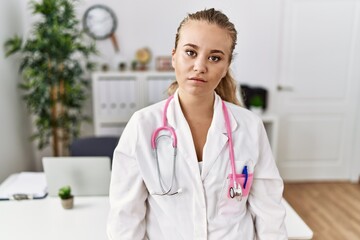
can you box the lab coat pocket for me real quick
[227,173,254,198]
[216,173,254,216]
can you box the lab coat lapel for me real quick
[167,91,199,173]
[166,91,238,179]
[201,94,238,179]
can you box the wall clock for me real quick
[83,4,120,52]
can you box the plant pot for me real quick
[61,197,74,209]
[250,106,264,115]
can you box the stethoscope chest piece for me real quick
[229,181,242,201]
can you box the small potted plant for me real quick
[58,185,74,209]
[249,95,264,115]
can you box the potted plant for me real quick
[4,0,97,156]
[58,185,74,209]
[249,95,264,115]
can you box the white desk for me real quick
[0,196,108,240]
[283,199,313,239]
[0,173,312,239]
[0,197,312,240]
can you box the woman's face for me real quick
[172,20,232,99]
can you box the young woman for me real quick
[107,8,287,240]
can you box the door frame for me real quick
[350,1,360,183]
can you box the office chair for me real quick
[69,136,119,166]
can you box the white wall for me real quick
[2,0,358,180]
[11,0,282,171]
[75,0,282,94]
[0,0,35,182]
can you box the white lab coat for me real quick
[107,90,287,240]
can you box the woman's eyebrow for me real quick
[183,43,199,49]
[183,43,225,55]
[210,49,225,55]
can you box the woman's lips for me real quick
[188,77,206,82]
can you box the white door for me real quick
[275,0,360,180]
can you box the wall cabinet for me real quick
[92,71,176,136]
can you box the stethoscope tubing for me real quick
[151,96,179,195]
[221,101,238,186]
[153,135,177,195]
[151,95,177,149]
[151,94,243,197]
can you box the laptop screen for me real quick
[42,157,111,196]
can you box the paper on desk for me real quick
[0,172,47,199]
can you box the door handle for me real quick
[277,85,294,91]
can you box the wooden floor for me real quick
[284,182,360,240]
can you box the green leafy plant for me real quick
[58,185,73,200]
[4,0,97,156]
[249,95,264,108]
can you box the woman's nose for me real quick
[193,57,207,73]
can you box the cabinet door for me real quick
[92,72,175,136]
[93,74,139,136]
[144,73,176,105]
[276,0,360,180]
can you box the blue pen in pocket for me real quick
[242,166,248,189]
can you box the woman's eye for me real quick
[186,50,196,57]
[209,56,221,62]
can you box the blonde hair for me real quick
[168,8,241,106]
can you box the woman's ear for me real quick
[171,48,176,69]
[222,71,228,79]
[222,66,229,79]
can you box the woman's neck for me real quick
[178,90,215,120]
[177,90,215,162]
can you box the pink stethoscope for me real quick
[151,95,247,201]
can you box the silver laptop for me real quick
[42,157,111,197]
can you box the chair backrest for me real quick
[69,136,119,166]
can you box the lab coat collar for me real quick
[166,90,200,179]
[166,90,182,130]
[166,90,238,134]
[202,92,238,178]
[211,92,238,134]
[166,90,238,180]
